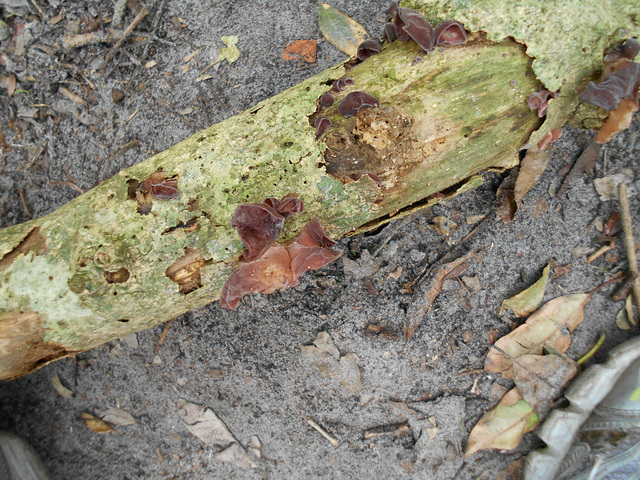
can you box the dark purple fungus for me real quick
[604,38,640,63]
[383,22,397,43]
[357,38,382,61]
[386,1,398,19]
[338,91,380,118]
[580,60,640,111]
[331,78,355,92]
[395,7,434,52]
[314,116,332,137]
[527,88,557,117]
[434,20,467,46]
[231,202,285,262]
[412,56,423,66]
[318,92,334,108]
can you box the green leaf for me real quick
[219,36,240,64]
[465,387,539,457]
[500,263,551,317]
[318,3,368,57]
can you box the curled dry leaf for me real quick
[486,293,592,378]
[51,373,73,398]
[500,263,551,317]
[82,413,115,434]
[465,388,538,457]
[318,3,368,57]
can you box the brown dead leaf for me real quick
[281,40,317,63]
[465,388,539,457]
[405,251,477,341]
[552,263,572,279]
[0,75,16,97]
[82,413,115,434]
[486,293,592,378]
[300,332,362,393]
[496,167,519,223]
[514,148,550,205]
[500,263,551,317]
[496,458,526,480]
[595,98,639,144]
[557,141,601,197]
[512,354,579,418]
[430,215,458,237]
[177,399,236,445]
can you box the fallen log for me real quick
[0,0,637,379]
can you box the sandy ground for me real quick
[0,1,638,478]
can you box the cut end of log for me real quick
[0,311,76,381]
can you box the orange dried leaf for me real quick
[595,98,639,144]
[281,40,317,63]
[82,413,115,434]
[486,293,591,378]
[514,148,550,205]
[465,388,539,457]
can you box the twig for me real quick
[154,318,175,353]
[586,240,616,264]
[618,182,640,312]
[306,418,339,447]
[101,1,156,69]
[47,180,84,195]
[29,0,46,20]
[17,189,32,218]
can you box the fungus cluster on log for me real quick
[579,38,640,143]
[220,194,341,309]
[527,88,557,117]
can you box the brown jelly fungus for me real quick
[434,20,467,46]
[314,116,332,138]
[338,91,380,118]
[357,38,382,61]
[318,92,334,108]
[394,7,434,52]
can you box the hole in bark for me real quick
[117,318,130,323]
[165,247,209,294]
[103,267,130,284]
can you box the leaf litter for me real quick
[500,263,551,317]
[318,3,368,57]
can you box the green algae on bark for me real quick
[5,0,633,378]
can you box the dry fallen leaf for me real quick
[102,407,136,426]
[500,263,551,317]
[177,399,236,445]
[281,39,317,63]
[430,215,458,237]
[595,98,639,144]
[465,388,539,457]
[82,413,115,434]
[0,74,16,97]
[512,354,578,418]
[219,35,240,64]
[405,252,477,341]
[300,332,362,393]
[514,148,550,205]
[593,174,636,201]
[51,373,73,398]
[216,443,259,469]
[486,293,592,378]
[318,3,368,57]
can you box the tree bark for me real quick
[0,0,638,380]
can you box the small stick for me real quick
[618,182,640,312]
[18,188,32,218]
[306,418,339,447]
[101,1,155,69]
[154,318,175,353]
[586,240,616,264]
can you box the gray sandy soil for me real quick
[0,1,638,478]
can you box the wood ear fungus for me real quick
[338,91,380,118]
[357,39,381,61]
[394,7,435,52]
[434,20,466,46]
